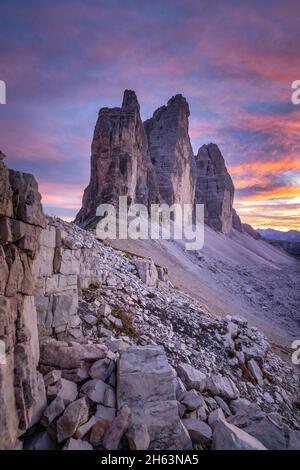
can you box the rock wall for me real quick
[0,154,47,449]
[75,90,159,228]
[195,144,234,234]
[144,94,196,207]
[35,218,110,341]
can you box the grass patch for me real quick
[147,292,156,299]
[226,348,235,359]
[240,362,256,385]
[110,306,141,341]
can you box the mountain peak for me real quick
[122,89,140,110]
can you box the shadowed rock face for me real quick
[75,90,159,228]
[232,209,244,233]
[242,223,261,240]
[0,154,47,449]
[195,143,234,234]
[144,94,196,207]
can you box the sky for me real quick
[0,0,300,230]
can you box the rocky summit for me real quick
[195,144,234,234]
[75,90,240,235]
[75,90,159,228]
[0,89,299,451]
[144,94,196,207]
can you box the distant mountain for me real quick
[257,228,300,242]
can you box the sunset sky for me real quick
[1,0,300,230]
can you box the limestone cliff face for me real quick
[232,208,244,232]
[195,143,234,234]
[0,153,47,449]
[75,90,159,227]
[144,94,196,206]
[76,91,237,235]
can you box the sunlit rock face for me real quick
[75,90,159,228]
[195,143,234,234]
[144,94,196,207]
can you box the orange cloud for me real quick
[235,186,300,202]
[229,156,300,177]
[234,202,300,230]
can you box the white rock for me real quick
[205,374,240,400]
[248,359,264,387]
[177,363,206,392]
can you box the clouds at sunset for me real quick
[0,0,299,229]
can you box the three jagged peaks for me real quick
[76,90,235,235]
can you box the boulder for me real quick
[89,358,115,381]
[61,364,90,383]
[75,416,97,439]
[89,418,111,447]
[43,370,62,387]
[229,398,252,415]
[118,346,192,450]
[80,378,115,406]
[205,374,240,400]
[179,390,204,411]
[177,363,206,392]
[212,419,267,450]
[126,423,150,450]
[208,408,226,430]
[214,396,231,416]
[228,410,288,450]
[56,397,89,443]
[47,378,77,405]
[182,419,212,445]
[95,404,116,423]
[134,259,158,287]
[39,337,107,369]
[41,396,65,426]
[102,405,131,450]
